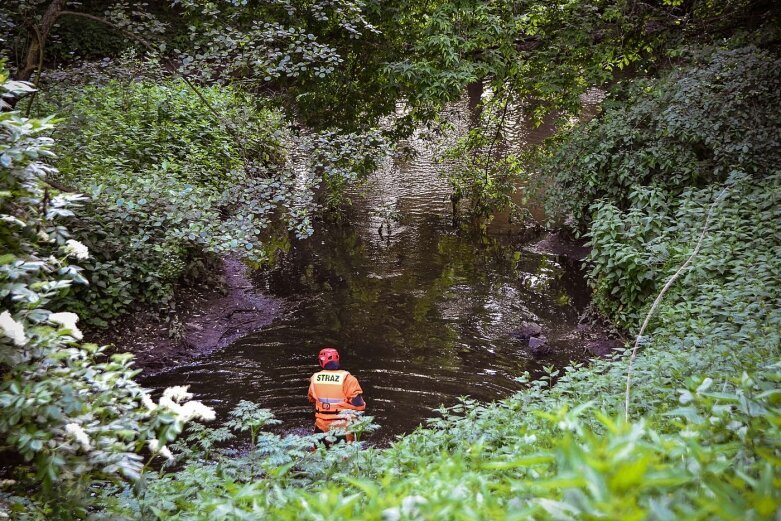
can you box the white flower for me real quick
[158,387,215,423]
[148,439,174,461]
[401,495,427,516]
[64,239,89,260]
[162,385,193,403]
[65,423,91,451]
[0,215,25,227]
[141,393,157,411]
[180,400,216,422]
[37,230,51,242]
[159,395,216,423]
[158,395,184,417]
[0,311,27,346]
[158,445,174,461]
[48,312,83,340]
[382,508,400,521]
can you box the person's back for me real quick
[307,347,365,439]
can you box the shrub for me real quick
[442,124,524,227]
[0,69,210,519]
[543,46,781,231]
[587,170,778,327]
[36,78,314,325]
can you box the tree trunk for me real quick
[16,0,67,81]
[466,79,484,125]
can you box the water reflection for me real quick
[144,214,589,440]
[142,98,593,441]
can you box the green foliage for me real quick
[385,0,619,122]
[36,78,313,325]
[379,0,762,130]
[97,401,376,520]
[305,128,391,212]
[56,36,778,512]
[543,46,781,230]
[586,157,780,328]
[407,0,774,228]
[540,45,781,326]
[47,169,775,519]
[170,422,234,462]
[403,3,779,227]
[0,68,207,519]
[224,400,281,447]
[441,96,525,226]
[586,185,676,327]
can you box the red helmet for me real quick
[318,347,340,369]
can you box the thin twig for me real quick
[624,186,729,420]
[485,85,512,169]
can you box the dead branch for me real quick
[624,186,728,420]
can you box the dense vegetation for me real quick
[39,76,307,325]
[0,71,217,517]
[1,0,780,518]
[543,44,781,326]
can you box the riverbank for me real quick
[95,257,283,373]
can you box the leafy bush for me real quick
[540,44,781,326]
[36,78,314,325]
[0,69,210,518]
[587,171,778,328]
[442,124,524,227]
[305,128,391,213]
[585,185,677,326]
[543,46,781,230]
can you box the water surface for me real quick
[143,100,591,441]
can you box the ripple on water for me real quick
[142,96,593,442]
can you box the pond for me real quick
[142,100,593,442]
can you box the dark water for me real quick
[142,100,593,442]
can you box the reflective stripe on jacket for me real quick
[307,369,365,432]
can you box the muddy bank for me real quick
[514,233,625,359]
[98,257,282,373]
[526,231,591,261]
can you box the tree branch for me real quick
[23,25,46,117]
[43,177,77,193]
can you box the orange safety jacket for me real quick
[307,369,365,432]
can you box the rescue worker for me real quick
[307,347,366,442]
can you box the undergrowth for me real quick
[78,172,780,519]
[35,77,311,326]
